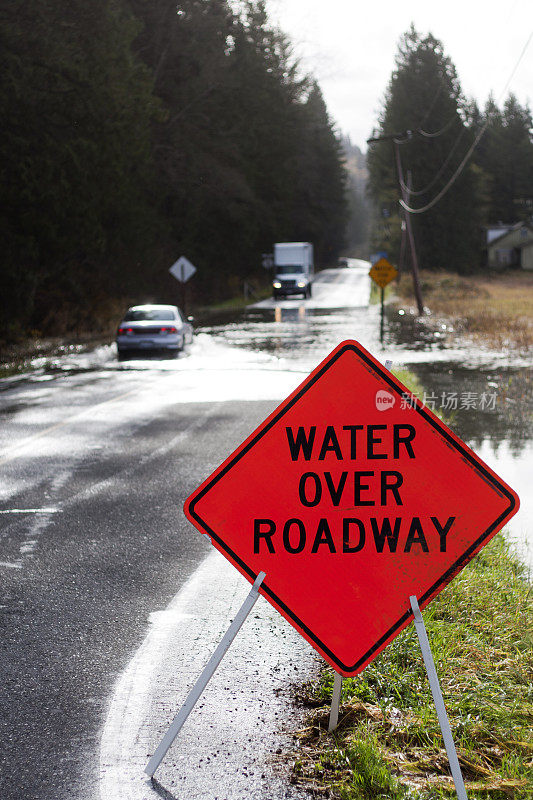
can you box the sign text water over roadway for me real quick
[185,341,519,675]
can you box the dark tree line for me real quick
[0,0,347,338]
[474,94,533,225]
[341,136,370,257]
[367,26,533,274]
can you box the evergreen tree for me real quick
[292,83,347,265]
[475,94,533,223]
[341,137,370,256]
[128,0,347,296]
[0,0,159,332]
[367,25,484,273]
[0,0,348,335]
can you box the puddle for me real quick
[2,286,530,571]
[409,362,532,573]
[199,303,532,572]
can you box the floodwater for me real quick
[5,265,531,571]
[203,268,532,573]
[2,265,528,800]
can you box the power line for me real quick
[400,29,533,214]
[399,124,468,197]
[397,68,463,143]
[391,113,460,147]
[418,115,458,138]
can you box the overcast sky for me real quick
[266,0,533,151]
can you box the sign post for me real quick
[410,595,468,800]
[328,673,343,732]
[368,258,398,344]
[169,256,197,315]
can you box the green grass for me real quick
[195,286,271,314]
[292,534,533,799]
[0,362,31,379]
[370,280,396,305]
[391,368,426,402]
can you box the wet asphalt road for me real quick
[0,383,283,799]
[1,264,530,799]
[1,370,304,799]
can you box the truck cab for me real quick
[272,242,314,299]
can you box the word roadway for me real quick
[253,515,455,554]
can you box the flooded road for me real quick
[0,263,531,800]
[3,265,530,573]
[12,264,529,567]
[208,266,532,572]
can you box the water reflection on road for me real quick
[410,362,532,572]
[201,270,532,572]
[4,266,531,570]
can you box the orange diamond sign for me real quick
[369,257,398,288]
[184,341,519,676]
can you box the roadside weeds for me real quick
[290,534,533,799]
[393,270,533,353]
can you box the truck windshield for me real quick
[275,265,304,274]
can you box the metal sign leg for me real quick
[409,596,468,800]
[380,287,385,343]
[328,672,343,732]
[145,571,266,778]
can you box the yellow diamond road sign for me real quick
[369,257,398,288]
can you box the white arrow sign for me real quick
[169,256,197,283]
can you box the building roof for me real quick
[486,224,515,244]
[487,222,533,249]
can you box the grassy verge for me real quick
[194,286,271,317]
[291,534,532,799]
[290,365,532,798]
[0,286,272,376]
[394,270,533,352]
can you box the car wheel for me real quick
[307,284,312,298]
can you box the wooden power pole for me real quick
[367,133,424,315]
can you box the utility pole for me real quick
[367,133,424,315]
[398,217,407,275]
[395,148,424,315]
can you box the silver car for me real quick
[116,304,193,359]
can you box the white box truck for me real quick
[272,242,314,299]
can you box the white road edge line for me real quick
[0,508,62,514]
[99,549,222,800]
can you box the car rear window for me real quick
[123,309,176,321]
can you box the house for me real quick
[486,222,533,269]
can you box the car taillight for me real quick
[161,326,178,334]
[118,327,134,335]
